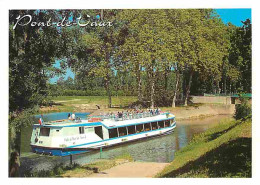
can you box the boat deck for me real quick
[33,113,175,128]
[102,114,174,128]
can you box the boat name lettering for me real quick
[64,135,86,142]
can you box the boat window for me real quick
[109,128,118,138]
[136,124,144,133]
[40,128,50,136]
[151,122,158,130]
[144,123,151,131]
[127,125,136,135]
[118,127,127,136]
[158,121,164,129]
[79,127,84,134]
[165,120,170,127]
[85,127,94,133]
[95,126,103,139]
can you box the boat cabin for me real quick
[31,113,176,151]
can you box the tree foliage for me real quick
[10,9,252,110]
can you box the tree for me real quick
[226,19,252,93]
[9,10,77,112]
[117,10,176,108]
[168,10,229,105]
[72,10,120,108]
[9,10,79,153]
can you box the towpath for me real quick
[88,161,169,178]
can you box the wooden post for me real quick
[70,154,72,165]
[100,147,102,159]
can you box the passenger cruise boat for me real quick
[30,112,176,156]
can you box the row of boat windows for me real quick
[38,119,174,138]
[108,119,173,139]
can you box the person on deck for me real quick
[155,108,159,115]
[71,113,76,120]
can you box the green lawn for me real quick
[51,96,137,106]
[155,118,252,178]
[40,96,138,113]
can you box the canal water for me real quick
[19,113,233,174]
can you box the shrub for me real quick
[9,107,39,152]
[234,100,252,120]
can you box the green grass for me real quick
[50,96,137,106]
[39,96,138,113]
[155,118,252,178]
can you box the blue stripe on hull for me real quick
[31,146,89,156]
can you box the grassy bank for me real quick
[40,96,138,113]
[155,118,252,178]
[24,153,133,177]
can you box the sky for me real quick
[216,8,251,26]
[49,8,252,84]
[49,61,75,84]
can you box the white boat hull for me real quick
[31,122,176,156]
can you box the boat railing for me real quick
[88,112,162,122]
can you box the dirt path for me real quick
[88,161,169,178]
[55,99,82,103]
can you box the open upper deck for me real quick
[102,113,175,128]
[33,112,175,129]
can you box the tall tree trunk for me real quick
[14,127,21,155]
[172,71,179,107]
[184,70,193,106]
[126,73,129,93]
[106,76,112,108]
[105,47,112,108]
[212,79,216,94]
[224,76,227,95]
[137,65,142,102]
[164,66,168,91]
[149,65,155,109]
[150,73,155,109]
[216,80,220,94]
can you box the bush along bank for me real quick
[234,97,252,120]
[155,117,252,178]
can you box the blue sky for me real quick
[49,8,251,84]
[216,8,251,26]
[49,61,75,84]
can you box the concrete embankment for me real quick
[165,104,235,120]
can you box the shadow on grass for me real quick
[207,124,237,141]
[162,137,251,178]
[207,121,242,142]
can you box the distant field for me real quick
[50,96,138,106]
[41,96,139,113]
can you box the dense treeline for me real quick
[9,9,251,152]
[9,9,252,111]
[45,9,251,108]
